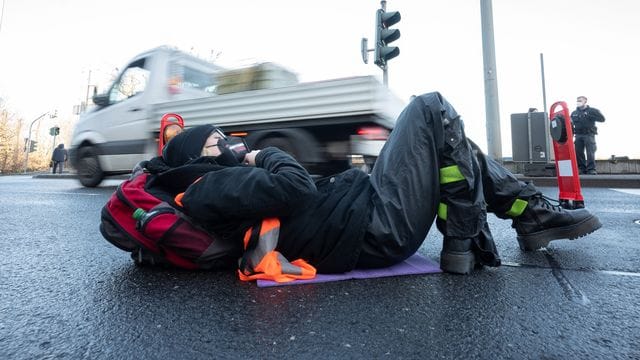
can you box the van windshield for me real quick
[109,59,150,103]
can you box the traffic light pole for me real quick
[383,67,388,87]
[52,133,57,155]
[362,0,399,87]
[381,0,387,87]
[23,112,50,173]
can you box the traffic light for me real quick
[29,140,38,153]
[49,126,60,136]
[374,9,401,69]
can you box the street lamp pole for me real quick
[24,111,55,173]
[480,0,503,161]
[84,70,92,112]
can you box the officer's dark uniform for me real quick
[571,105,605,174]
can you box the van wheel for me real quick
[257,137,299,159]
[77,146,104,187]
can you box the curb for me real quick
[32,173,78,179]
[516,174,640,188]
[31,173,130,180]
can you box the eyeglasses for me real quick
[214,128,227,140]
[203,128,227,149]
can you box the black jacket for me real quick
[147,147,372,273]
[571,106,605,135]
[52,144,68,162]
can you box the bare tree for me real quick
[0,106,25,173]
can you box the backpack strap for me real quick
[238,218,316,283]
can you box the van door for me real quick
[98,57,151,172]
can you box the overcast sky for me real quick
[1,0,638,158]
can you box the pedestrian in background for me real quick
[571,96,605,175]
[51,143,68,174]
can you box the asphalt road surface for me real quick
[1,175,639,359]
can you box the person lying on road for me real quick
[143,92,602,275]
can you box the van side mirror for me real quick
[93,92,109,107]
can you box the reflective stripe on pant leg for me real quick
[437,203,447,221]
[440,165,465,184]
[437,165,465,222]
[505,198,528,217]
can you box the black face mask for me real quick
[213,137,249,166]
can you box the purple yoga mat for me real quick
[257,253,441,287]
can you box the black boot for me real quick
[440,237,476,275]
[512,194,602,251]
[440,222,501,275]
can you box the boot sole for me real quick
[440,250,476,274]
[517,214,602,251]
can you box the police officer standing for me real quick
[571,96,605,175]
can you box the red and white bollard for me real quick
[158,113,185,155]
[549,101,584,209]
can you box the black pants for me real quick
[574,134,597,173]
[52,161,64,174]
[357,92,537,268]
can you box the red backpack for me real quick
[100,165,316,282]
[99,168,238,270]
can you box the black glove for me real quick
[214,137,249,166]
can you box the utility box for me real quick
[511,111,553,162]
[511,111,555,176]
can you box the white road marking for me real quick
[502,262,640,277]
[611,188,640,196]
[0,190,102,196]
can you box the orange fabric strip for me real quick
[238,250,316,283]
[173,176,203,207]
[242,224,252,248]
[238,217,317,283]
[259,218,280,236]
[174,192,184,207]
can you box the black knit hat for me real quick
[162,124,216,167]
